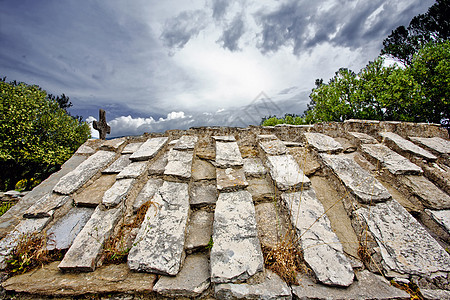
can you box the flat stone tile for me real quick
[257,134,278,142]
[211,190,264,283]
[425,209,450,234]
[164,149,194,181]
[121,142,143,154]
[216,167,249,192]
[102,154,131,173]
[304,132,343,153]
[361,144,423,175]
[129,137,168,161]
[265,155,311,191]
[128,181,189,275]
[259,140,288,155]
[281,190,354,287]
[410,136,450,155]
[243,158,267,178]
[53,150,116,195]
[24,193,70,218]
[173,135,198,150]
[421,288,450,300]
[185,210,214,251]
[192,158,216,181]
[213,135,236,142]
[133,178,163,213]
[380,132,437,161]
[102,178,135,208]
[189,181,218,206]
[215,141,244,168]
[348,131,378,144]
[398,175,450,209]
[75,145,95,155]
[73,174,117,207]
[116,161,148,179]
[247,177,274,202]
[255,202,289,249]
[100,138,126,151]
[148,152,168,176]
[320,154,391,203]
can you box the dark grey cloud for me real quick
[211,0,231,20]
[218,14,246,51]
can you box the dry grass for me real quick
[391,280,424,300]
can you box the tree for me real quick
[0,78,91,191]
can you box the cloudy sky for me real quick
[0,0,433,137]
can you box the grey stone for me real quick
[380,132,437,161]
[116,161,148,179]
[121,142,143,154]
[192,158,216,181]
[102,178,135,208]
[129,137,168,161]
[348,131,378,144]
[257,134,278,142]
[215,141,244,167]
[24,193,70,218]
[259,140,288,155]
[291,270,410,300]
[265,155,311,191]
[100,138,126,151]
[164,149,194,181]
[354,199,450,277]
[53,150,116,195]
[215,269,292,300]
[211,190,264,283]
[361,144,423,175]
[102,154,131,173]
[304,132,343,153]
[46,207,94,250]
[398,175,450,209]
[217,167,249,192]
[185,210,214,251]
[410,136,450,155]
[281,190,354,287]
[425,209,450,234]
[243,158,267,178]
[421,288,450,300]
[75,145,95,155]
[189,181,218,206]
[133,178,163,213]
[174,135,198,150]
[73,174,117,207]
[148,152,168,176]
[58,203,125,271]
[255,202,289,249]
[213,135,236,142]
[128,181,189,275]
[247,177,274,202]
[320,154,391,203]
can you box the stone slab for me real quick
[265,155,311,191]
[398,175,450,209]
[174,135,198,150]
[211,190,264,283]
[410,136,450,155]
[23,193,70,218]
[133,178,163,213]
[102,178,135,208]
[129,137,168,161]
[75,145,95,155]
[361,144,423,175]
[243,158,267,178]
[148,152,168,176]
[281,190,354,287]
[73,174,116,207]
[216,167,249,192]
[215,269,292,300]
[425,209,450,234]
[189,181,218,206]
[185,210,214,251]
[320,154,391,203]
[102,154,131,173]
[153,254,210,298]
[304,132,343,153]
[164,149,194,181]
[46,207,94,251]
[127,181,189,275]
[99,138,126,151]
[380,132,437,161]
[121,142,143,154]
[213,135,236,142]
[116,161,148,179]
[257,134,278,142]
[259,140,288,155]
[247,177,274,202]
[354,199,450,277]
[255,202,289,249]
[53,150,116,195]
[215,141,244,167]
[192,158,216,181]
[421,288,450,300]
[291,270,410,300]
[348,131,378,144]
[58,203,124,272]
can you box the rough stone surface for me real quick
[24,193,70,218]
[153,254,210,298]
[133,178,163,213]
[425,209,450,234]
[409,136,450,155]
[361,144,423,175]
[75,144,95,155]
[398,175,450,209]
[243,158,267,178]
[213,135,236,142]
[354,199,450,277]
[102,178,135,208]
[174,135,198,150]
[73,174,117,207]
[190,181,218,206]
[257,134,278,141]
[421,288,450,300]
[2,261,156,296]
[102,154,131,173]
[192,158,216,181]
[116,161,148,179]
[58,203,124,271]
[185,210,214,251]
[291,270,410,300]
[380,132,437,161]
[215,270,292,300]
[129,137,168,161]
[281,190,354,287]
[53,150,116,195]
[100,138,126,151]
[211,190,264,283]
[348,131,378,144]
[259,140,288,155]
[255,202,289,249]
[265,155,311,191]
[289,147,322,176]
[304,132,343,153]
[164,149,194,181]
[148,152,168,176]
[320,154,391,203]
[46,207,94,250]
[121,142,143,154]
[215,141,244,167]
[128,181,189,275]
[247,177,274,202]
[216,167,249,192]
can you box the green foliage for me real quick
[206,236,214,250]
[0,201,14,217]
[261,114,306,126]
[0,78,91,191]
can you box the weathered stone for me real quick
[320,154,391,203]
[421,288,450,300]
[75,144,95,155]
[102,154,131,173]
[116,161,148,179]
[257,134,278,142]
[215,141,244,167]
[192,158,216,181]
[291,270,410,300]
[289,147,322,176]
[380,132,437,161]
[102,178,135,208]
[24,193,70,218]
[121,142,143,154]
[423,162,450,195]
[100,137,126,151]
[189,181,218,206]
[133,178,163,213]
[73,174,116,207]
[281,190,354,287]
[335,137,357,153]
[354,199,450,277]
[243,158,267,178]
[213,135,236,142]
[153,254,210,298]
[46,207,94,250]
[215,269,292,300]
[410,136,450,155]
[58,203,124,271]
[128,181,189,275]
[148,152,168,176]
[196,142,215,160]
[425,209,450,234]
[259,140,288,155]
[53,150,116,195]
[211,190,264,283]
[164,149,194,181]
[217,167,249,192]
[361,144,423,175]
[265,155,311,191]
[185,210,214,251]
[129,137,168,161]
[174,135,198,150]
[304,132,343,153]
[247,177,274,202]
[398,175,450,209]
[348,131,378,144]
[2,261,156,296]
[93,109,111,140]
[255,202,289,249]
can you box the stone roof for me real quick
[0,119,449,299]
